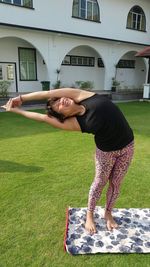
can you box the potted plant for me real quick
[75,80,94,90]
[111,78,120,92]
[41,81,50,90]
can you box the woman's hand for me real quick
[1,98,18,112]
[10,95,22,107]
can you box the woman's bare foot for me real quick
[104,211,118,231]
[85,210,96,235]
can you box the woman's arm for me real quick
[9,108,80,131]
[12,108,47,122]
[1,103,47,122]
[10,88,94,107]
[1,100,81,131]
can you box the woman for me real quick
[2,88,134,234]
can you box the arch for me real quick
[59,44,106,67]
[72,0,100,22]
[59,44,105,90]
[126,5,146,31]
[115,51,146,89]
[0,29,51,65]
[0,35,49,93]
[0,35,49,76]
[116,50,147,68]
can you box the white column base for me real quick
[143,84,150,99]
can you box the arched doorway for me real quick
[59,45,105,91]
[115,51,146,90]
[0,36,49,95]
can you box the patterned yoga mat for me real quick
[64,207,150,255]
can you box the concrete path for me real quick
[0,103,46,112]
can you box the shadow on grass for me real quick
[0,160,43,173]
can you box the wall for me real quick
[0,18,148,93]
[0,36,48,93]
[60,45,105,90]
[0,0,149,45]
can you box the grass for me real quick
[0,101,150,267]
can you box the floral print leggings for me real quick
[88,141,134,212]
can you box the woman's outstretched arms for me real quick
[1,100,47,122]
[1,99,81,131]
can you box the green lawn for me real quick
[0,102,150,267]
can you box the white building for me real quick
[0,0,150,95]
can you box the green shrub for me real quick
[52,80,61,89]
[75,80,94,90]
[0,80,11,97]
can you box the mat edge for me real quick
[64,207,70,253]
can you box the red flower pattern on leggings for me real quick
[88,141,134,212]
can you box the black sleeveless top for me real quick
[76,94,134,151]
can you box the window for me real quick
[23,0,32,8]
[14,0,21,4]
[7,65,14,80]
[18,48,37,81]
[117,60,135,69]
[0,66,3,80]
[0,0,33,8]
[72,0,100,22]
[97,58,104,68]
[127,6,146,31]
[2,0,11,3]
[62,55,95,67]
[62,56,71,65]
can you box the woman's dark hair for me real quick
[46,97,65,123]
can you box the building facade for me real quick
[0,0,150,95]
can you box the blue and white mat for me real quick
[64,207,150,254]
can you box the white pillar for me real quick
[143,84,150,99]
[104,61,116,90]
[47,36,62,89]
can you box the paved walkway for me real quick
[0,103,46,112]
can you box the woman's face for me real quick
[52,97,75,116]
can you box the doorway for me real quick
[0,62,18,93]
